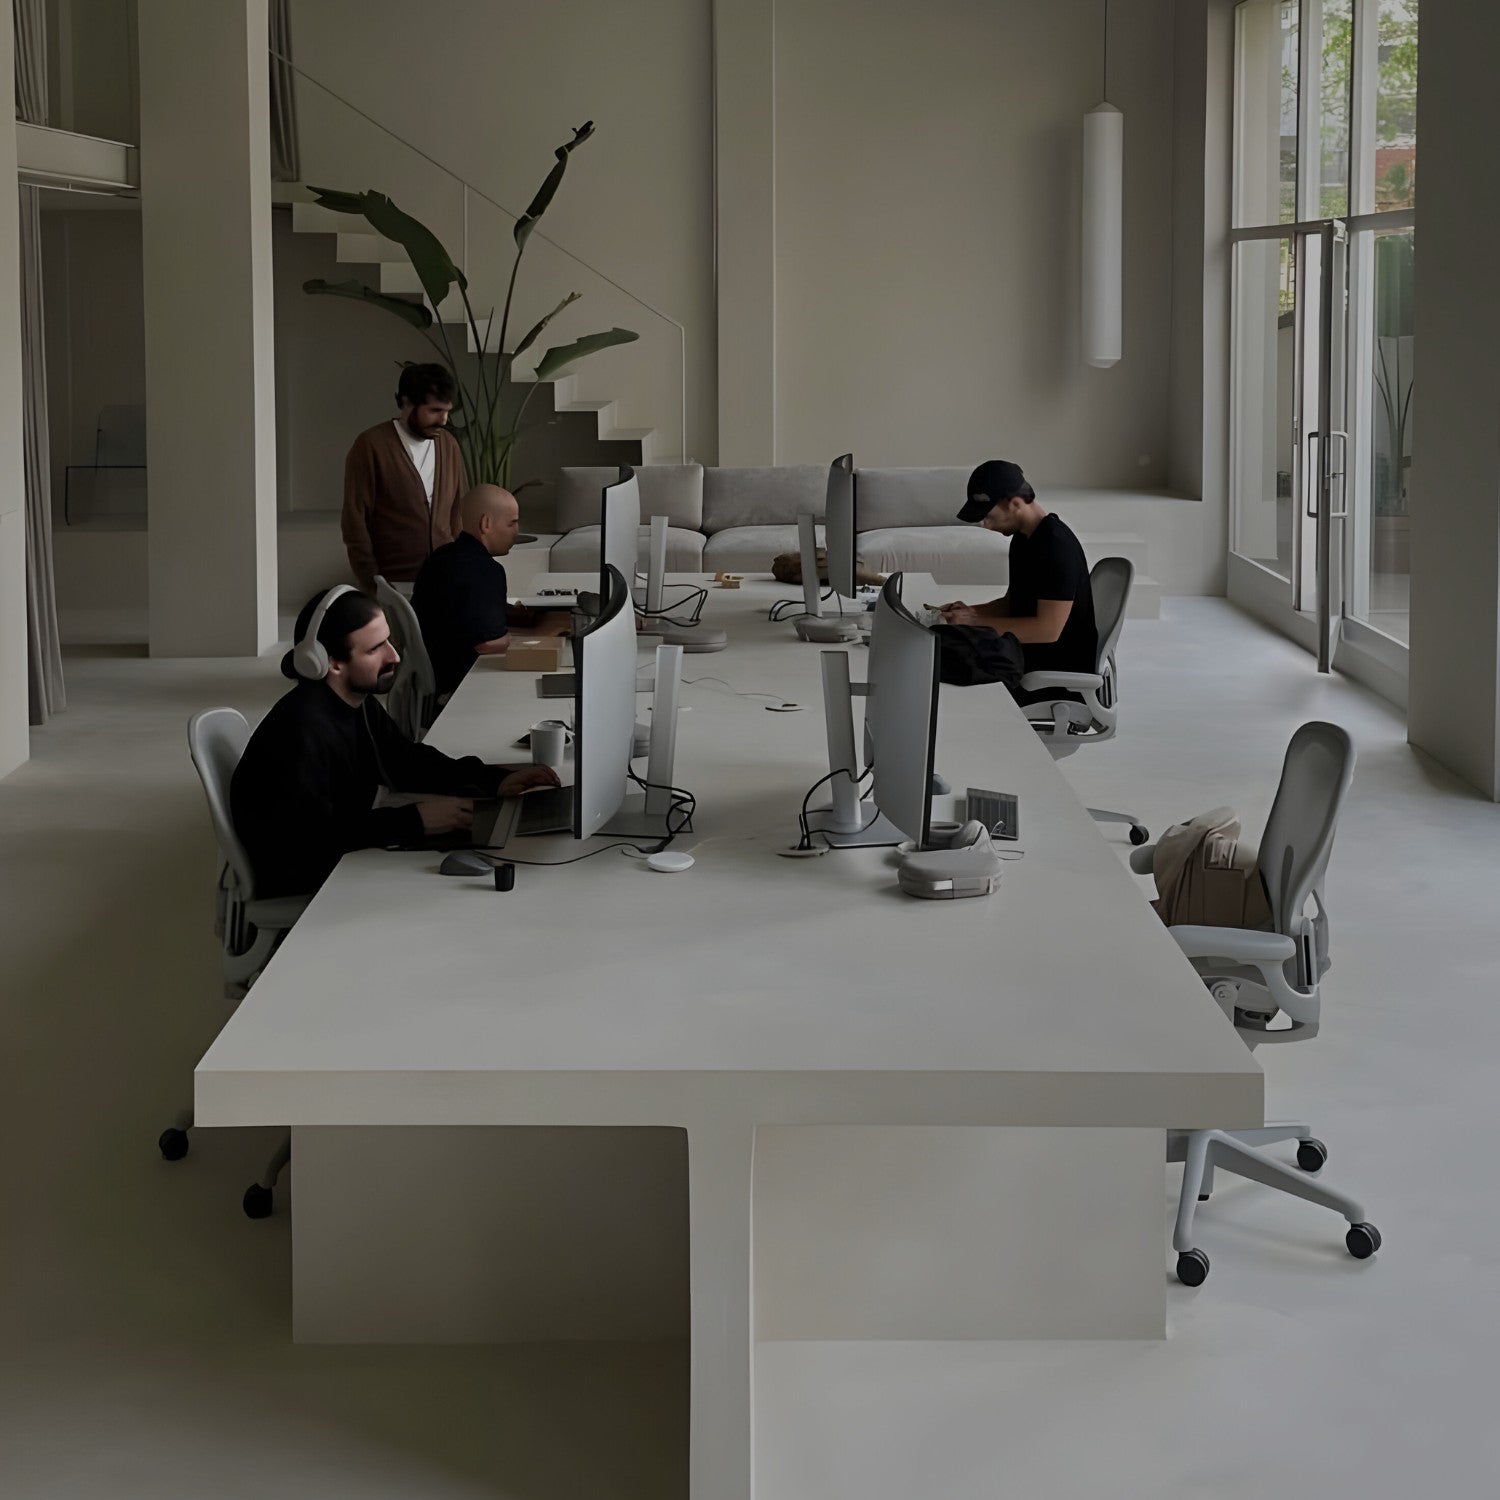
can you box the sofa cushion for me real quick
[549,524,705,573]
[556,463,703,534]
[855,467,973,531]
[702,465,828,533]
[703,524,824,572]
[855,525,1010,584]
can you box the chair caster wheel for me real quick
[1345,1222,1381,1259]
[1296,1138,1328,1173]
[1129,825,1150,846]
[158,1128,190,1162]
[242,1183,274,1220]
[1175,1248,1210,1286]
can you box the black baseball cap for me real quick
[958,460,1029,523]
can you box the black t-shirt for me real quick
[411,531,511,697]
[1005,514,1097,674]
[230,679,500,898]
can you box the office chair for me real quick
[158,708,309,1220]
[1128,720,1381,1285]
[374,575,438,740]
[1018,556,1149,845]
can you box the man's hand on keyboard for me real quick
[417,797,475,835]
[499,767,562,797]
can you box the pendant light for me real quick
[1082,0,1123,368]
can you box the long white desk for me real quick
[197,574,1261,1500]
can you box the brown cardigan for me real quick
[341,420,468,589]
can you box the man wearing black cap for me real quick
[939,460,1097,688]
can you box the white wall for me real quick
[1406,0,1500,797]
[769,0,1178,482]
[46,0,138,142]
[288,0,717,463]
[39,204,145,523]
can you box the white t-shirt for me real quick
[392,418,436,508]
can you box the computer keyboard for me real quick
[513,783,576,837]
[965,787,1019,841]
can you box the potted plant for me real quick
[302,122,638,492]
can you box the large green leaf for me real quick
[307,186,467,308]
[303,278,434,330]
[533,327,638,383]
[514,123,594,250]
[511,292,582,360]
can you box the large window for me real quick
[1230,0,1418,654]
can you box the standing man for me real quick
[342,363,468,592]
[412,483,572,698]
[938,459,1097,684]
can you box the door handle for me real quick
[1305,431,1319,518]
[1328,431,1349,520]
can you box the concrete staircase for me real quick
[1070,531,1161,619]
[287,198,678,466]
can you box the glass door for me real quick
[1230,0,1413,674]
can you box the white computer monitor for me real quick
[572,563,638,838]
[599,466,641,602]
[804,572,939,848]
[825,454,857,600]
[866,574,941,846]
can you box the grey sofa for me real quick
[550,463,1013,585]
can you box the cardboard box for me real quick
[503,637,568,672]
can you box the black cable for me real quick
[768,586,843,624]
[636,582,709,629]
[794,762,873,851]
[682,674,792,705]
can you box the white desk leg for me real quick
[688,1120,755,1500]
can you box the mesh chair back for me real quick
[1258,720,1355,957]
[374,576,437,739]
[1090,557,1134,673]
[188,708,256,900]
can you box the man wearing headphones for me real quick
[231,586,558,898]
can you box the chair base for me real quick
[1088,807,1150,845]
[1168,1126,1378,1283]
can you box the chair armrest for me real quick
[1168,925,1296,965]
[1128,843,1156,874]
[244,894,313,932]
[1017,670,1105,695]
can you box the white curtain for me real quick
[14,0,65,723]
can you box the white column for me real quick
[714,0,776,465]
[0,1,30,777]
[139,0,277,658]
[1406,0,1500,796]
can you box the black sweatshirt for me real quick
[230,679,503,898]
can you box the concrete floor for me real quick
[2,599,1496,1497]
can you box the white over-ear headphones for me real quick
[292,584,357,681]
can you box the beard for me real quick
[363,665,399,696]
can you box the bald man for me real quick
[411,484,571,698]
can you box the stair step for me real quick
[291,200,347,234]
[1125,574,1161,619]
[1073,530,1150,573]
[337,230,405,264]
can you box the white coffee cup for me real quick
[530,720,567,767]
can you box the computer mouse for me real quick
[439,851,491,877]
[644,850,695,873]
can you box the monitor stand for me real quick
[802,650,903,847]
[792,513,860,643]
[598,642,686,839]
[638,514,729,652]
